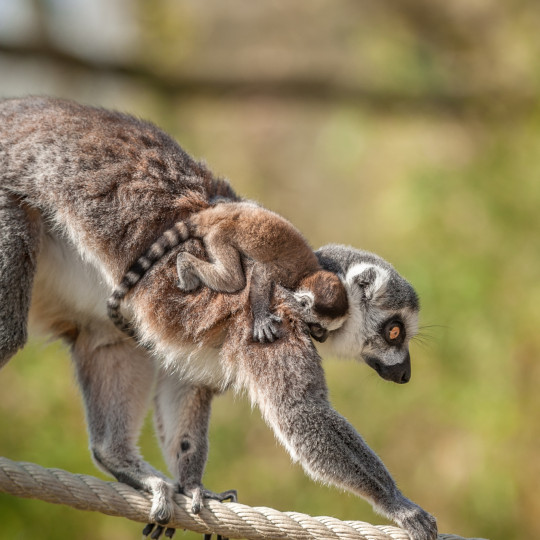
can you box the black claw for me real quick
[151,525,165,539]
[164,528,175,538]
[142,524,155,537]
[204,535,212,540]
[217,489,237,503]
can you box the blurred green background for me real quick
[1,1,539,539]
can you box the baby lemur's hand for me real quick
[253,313,282,343]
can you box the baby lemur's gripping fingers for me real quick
[253,313,282,343]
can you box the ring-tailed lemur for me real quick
[108,200,349,344]
[0,97,437,540]
[316,244,420,384]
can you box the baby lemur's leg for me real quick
[154,371,237,515]
[72,332,176,527]
[0,189,41,368]
[176,230,245,293]
[249,262,282,343]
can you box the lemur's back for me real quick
[0,97,238,279]
[189,202,320,287]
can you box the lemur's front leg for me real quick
[235,332,438,540]
[154,372,237,517]
[249,262,282,343]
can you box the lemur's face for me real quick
[358,306,418,384]
[316,252,420,384]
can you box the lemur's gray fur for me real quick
[0,97,437,540]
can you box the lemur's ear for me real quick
[293,290,315,310]
[353,267,377,301]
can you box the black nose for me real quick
[400,366,411,384]
[364,352,411,384]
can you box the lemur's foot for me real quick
[253,313,282,343]
[181,484,238,514]
[176,255,200,291]
[141,479,177,539]
[143,523,175,539]
[194,487,236,540]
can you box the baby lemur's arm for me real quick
[177,251,285,343]
[248,262,283,343]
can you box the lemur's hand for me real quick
[392,498,438,540]
[253,313,282,343]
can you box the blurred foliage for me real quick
[1,1,539,539]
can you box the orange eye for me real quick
[383,320,404,345]
[389,326,400,340]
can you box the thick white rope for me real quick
[0,457,483,540]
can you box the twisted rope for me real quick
[0,457,482,540]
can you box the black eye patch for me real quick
[383,319,405,346]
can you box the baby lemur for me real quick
[0,97,437,540]
[109,200,349,344]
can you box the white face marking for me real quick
[345,263,389,300]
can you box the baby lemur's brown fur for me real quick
[177,201,348,342]
[108,201,348,343]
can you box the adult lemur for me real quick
[0,97,437,540]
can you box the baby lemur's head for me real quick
[315,244,420,384]
[294,270,349,343]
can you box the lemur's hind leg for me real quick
[0,189,42,368]
[176,230,245,293]
[154,371,237,517]
[72,332,176,528]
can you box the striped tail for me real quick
[107,221,190,337]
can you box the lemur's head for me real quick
[315,244,419,384]
[293,270,349,343]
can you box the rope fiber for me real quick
[0,457,485,540]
